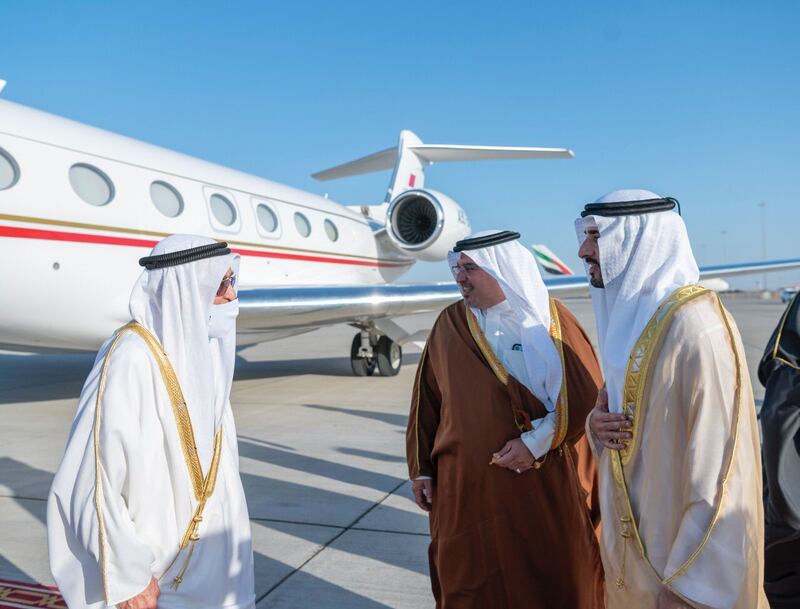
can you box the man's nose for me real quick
[578,238,591,260]
[455,270,468,283]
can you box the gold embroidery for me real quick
[169,429,223,590]
[464,300,568,441]
[661,296,742,584]
[771,296,800,371]
[411,343,430,479]
[549,298,569,449]
[92,322,225,598]
[620,285,709,465]
[610,287,743,588]
[124,322,205,500]
[92,328,129,603]
[465,302,509,386]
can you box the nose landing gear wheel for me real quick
[350,333,376,376]
[375,335,402,377]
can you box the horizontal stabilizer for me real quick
[312,130,573,183]
[410,144,574,163]
[311,147,396,181]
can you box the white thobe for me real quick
[47,332,255,609]
[476,299,557,458]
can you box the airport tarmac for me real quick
[0,294,785,608]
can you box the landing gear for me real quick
[350,331,403,377]
[350,332,377,376]
[375,335,402,377]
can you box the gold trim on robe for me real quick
[92,321,224,598]
[410,342,431,479]
[771,297,800,370]
[610,286,744,589]
[463,299,569,448]
[124,322,206,500]
[549,298,569,449]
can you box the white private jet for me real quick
[1,80,798,376]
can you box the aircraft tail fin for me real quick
[312,130,573,201]
[532,244,575,276]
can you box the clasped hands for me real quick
[490,438,535,474]
[588,386,632,450]
[411,436,536,512]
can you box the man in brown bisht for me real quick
[406,229,604,609]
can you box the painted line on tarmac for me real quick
[255,478,409,605]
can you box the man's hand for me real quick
[588,386,632,450]
[411,478,433,512]
[491,438,535,473]
[656,587,693,609]
[118,576,159,609]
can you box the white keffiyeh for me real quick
[449,230,562,411]
[575,189,699,413]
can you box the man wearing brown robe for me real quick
[406,230,604,609]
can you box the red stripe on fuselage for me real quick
[0,225,159,248]
[0,225,410,268]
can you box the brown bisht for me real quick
[407,299,604,609]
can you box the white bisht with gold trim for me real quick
[588,287,768,608]
[576,190,768,609]
[47,236,254,609]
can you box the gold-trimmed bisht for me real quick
[769,295,800,370]
[609,285,743,592]
[465,299,569,468]
[410,342,431,479]
[92,321,224,597]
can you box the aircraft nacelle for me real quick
[385,188,471,261]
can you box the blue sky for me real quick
[1,1,798,287]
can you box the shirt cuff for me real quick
[413,475,432,480]
[520,414,556,460]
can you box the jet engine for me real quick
[384,189,471,261]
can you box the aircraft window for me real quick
[256,203,278,233]
[150,181,184,218]
[294,212,311,238]
[69,163,114,206]
[210,193,237,226]
[0,147,19,190]
[324,219,339,242]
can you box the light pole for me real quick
[758,202,767,291]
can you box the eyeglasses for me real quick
[450,263,481,275]
[217,272,237,296]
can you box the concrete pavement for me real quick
[0,295,784,607]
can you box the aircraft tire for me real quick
[350,332,376,376]
[375,335,402,377]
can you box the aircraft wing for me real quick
[237,257,800,338]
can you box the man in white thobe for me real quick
[578,190,768,609]
[47,235,255,609]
